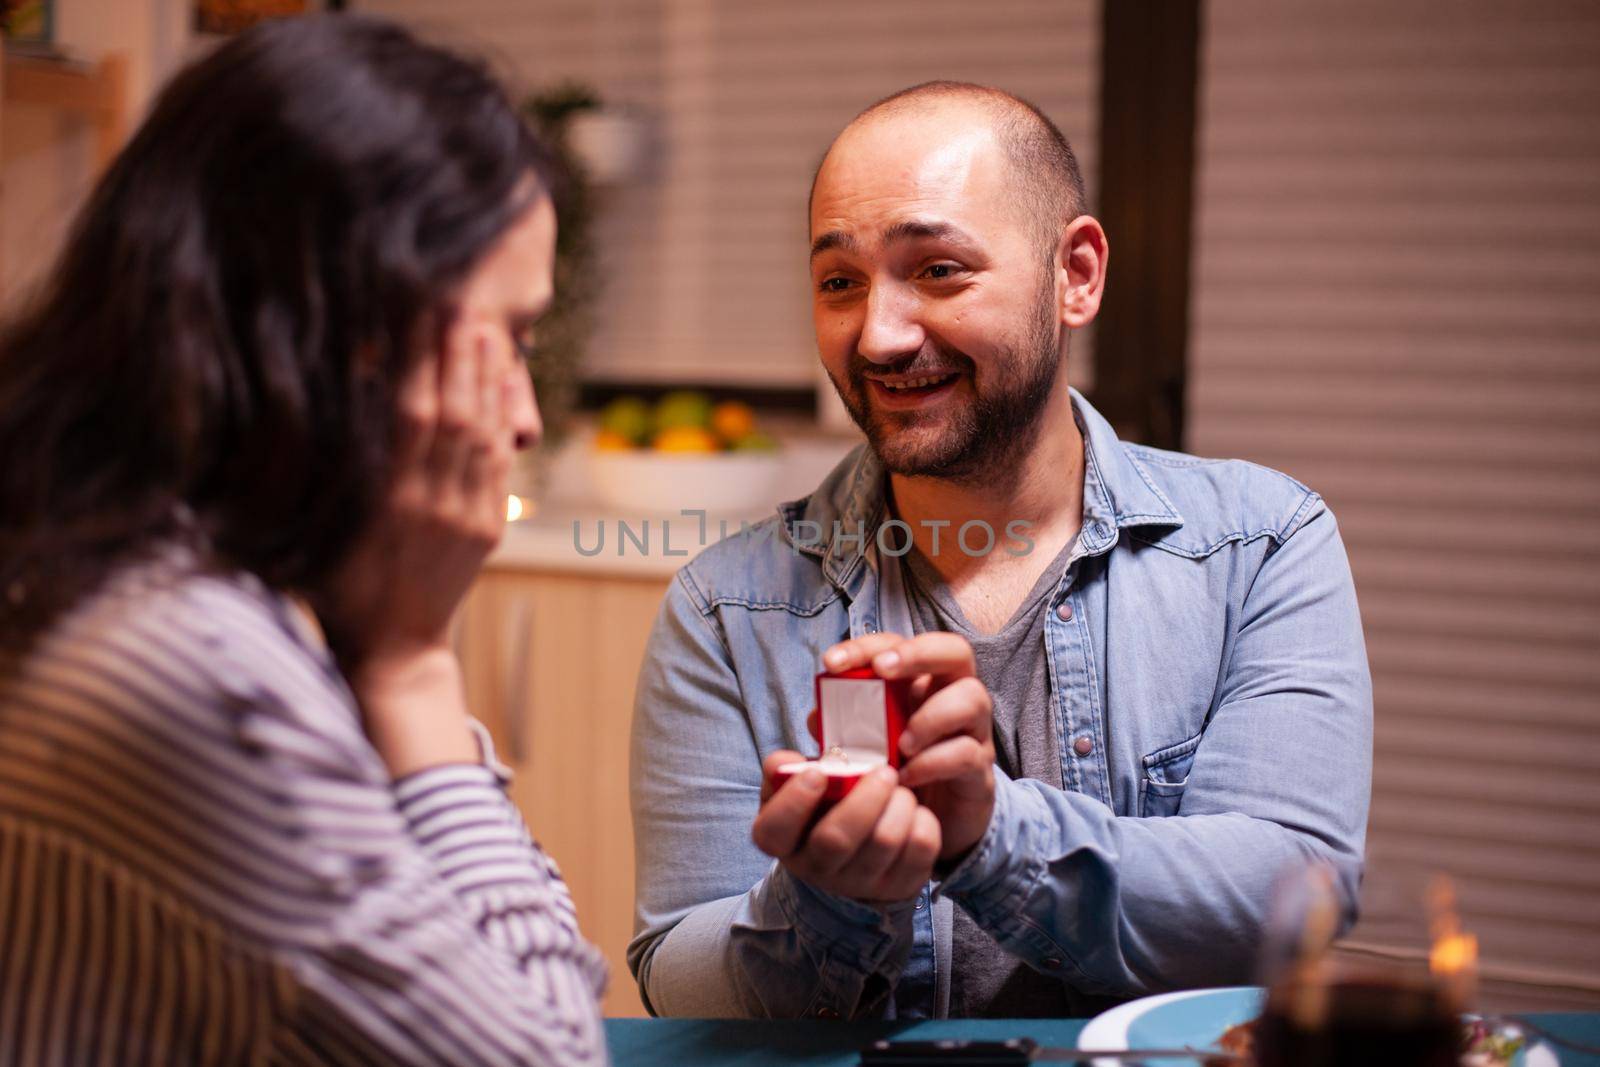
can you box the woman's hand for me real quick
[314,312,525,775]
[322,312,520,661]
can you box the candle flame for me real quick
[1426,875,1479,979]
[1430,931,1478,976]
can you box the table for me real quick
[605,1015,1600,1066]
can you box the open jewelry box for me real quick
[772,666,911,802]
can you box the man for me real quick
[628,81,1371,1020]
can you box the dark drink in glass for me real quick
[1254,976,1458,1067]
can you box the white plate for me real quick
[1079,987,1262,1067]
[1078,986,1558,1067]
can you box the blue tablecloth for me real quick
[605,1014,1600,1066]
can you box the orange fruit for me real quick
[710,400,757,445]
[652,426,720,453]
[593,429,636,451]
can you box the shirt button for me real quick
[914,898,925,910]
[1073,736,1094,757]
[813,1006,840,1019]
[1056,602,1073,621]
[1044,956,1063,970]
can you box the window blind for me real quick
[1189,0,1600,1009]
[356,0,1099,388]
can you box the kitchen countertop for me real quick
[487,425,862,578]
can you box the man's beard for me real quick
[828,278,1061,486]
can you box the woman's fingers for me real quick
[422,312,484,500]
[461,329,513,508]
[321,313,522,665]
[437,312,480,442]
[411,316,518,549]
[393,322,445,479]
[478,328,500,431]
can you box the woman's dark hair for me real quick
[0,14,557,648]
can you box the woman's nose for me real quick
[508,365,542,451]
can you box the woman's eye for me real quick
[512,325,538,357]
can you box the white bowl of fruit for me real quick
[588,391,783,514]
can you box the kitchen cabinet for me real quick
[0,48,128,299]
[455,433,854,1017]
[457,565,669,1018]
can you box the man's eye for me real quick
[921,263,960,280]
[819,277,855,294]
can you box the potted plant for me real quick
[521,82,603,462]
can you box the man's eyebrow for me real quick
[810,230,857,259]
[881,218,978,248]
[811,219,981,260]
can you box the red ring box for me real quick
[770,666,911,803]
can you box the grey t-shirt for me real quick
[901,541,1075,1018]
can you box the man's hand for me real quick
[823,633,996,863]
[752,752,941,905]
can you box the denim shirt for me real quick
[627,391,1372,1019]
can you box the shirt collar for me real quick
[780,388,1184,587]
[1072,388,1185,555]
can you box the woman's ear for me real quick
[1055,215,1109,329]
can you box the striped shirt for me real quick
[0,549,608,1065]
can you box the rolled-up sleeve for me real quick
[937,505,1372,996]
[627,570,914,1019]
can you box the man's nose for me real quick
[508,364,543,451]
[856,285,925,365]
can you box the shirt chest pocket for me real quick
[1139,730,1202,817]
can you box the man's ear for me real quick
[1054,215,1109,329]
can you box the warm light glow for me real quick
[506,495,526,522]
[1430,932,1479,976]
[1426,875,1478,979]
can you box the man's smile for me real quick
[865,371,963,408]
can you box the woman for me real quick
[0,15,606,1065]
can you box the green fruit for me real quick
[731,429,779,452]
[599,396,653,444]
[655,390,714,431]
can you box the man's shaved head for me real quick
[807,79,1107,485]
[812,80,1087,257]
